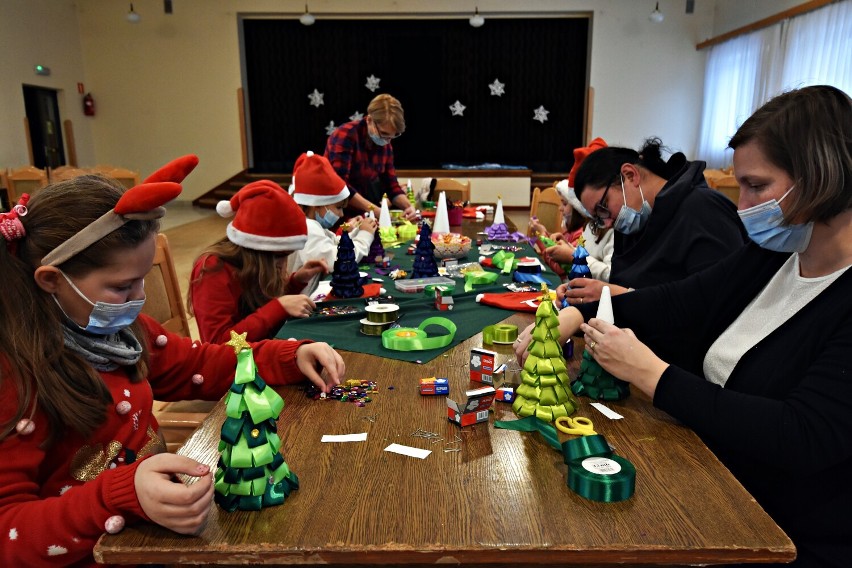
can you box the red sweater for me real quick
[190,254,296,343]
[0,314,312,567]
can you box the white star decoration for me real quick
[488,78,505,96]
[365,74,381,92]
[533,105,550,123]
[349,110,364,121]
[308,89,324,108]
[9,528,18,540]
[449,100,466,117]
[325,121,336,135]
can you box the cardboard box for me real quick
[447,386,496,427]
[419,377,449,396]
[470,348,497,385]
[495,386,515,403]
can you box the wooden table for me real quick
[95,312,795,566]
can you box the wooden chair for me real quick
[49,166,89,183]
[528,186,563,236]
[433,178,471,203]
[5,166,48,204]
[143,233,211,452]
[92,165,140,189]
[705,172,740,204]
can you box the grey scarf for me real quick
[62,325,143,372]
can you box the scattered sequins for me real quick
[305,380,377,403]
[314,305,361,317]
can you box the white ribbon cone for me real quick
[493,197,505,225]
[596,285,615,324]
[433,191,451,234]
[378,196,392,228]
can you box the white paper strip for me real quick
[591,402,623,420]
[321,433,368,443]
[384,443,431,459]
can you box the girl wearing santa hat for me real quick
[0,158,344,566]
[289,151,377,273]
[188,180,328,343]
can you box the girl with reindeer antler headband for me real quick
[0,156,344,566]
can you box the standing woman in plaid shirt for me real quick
[324,94,417,221]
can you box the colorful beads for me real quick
[305,380,377,403]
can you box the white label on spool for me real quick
[581,456,622,476]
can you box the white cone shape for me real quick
[433,191,451,234]
[596,285,615,324]
[378,196,392,228]
[493,197,505,225]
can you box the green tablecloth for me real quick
[276,239,559,363]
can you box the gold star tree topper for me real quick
[226,330,251,354]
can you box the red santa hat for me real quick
[567,137,608,189]
[291,151,350,206]
[216,180,307,251]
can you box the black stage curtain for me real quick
[243,17,589,173]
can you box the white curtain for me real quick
[697,0,852,168]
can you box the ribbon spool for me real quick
[381,317,457,351]
[365,304,400,324]
[567,455,636,503]
[360,318,393,336]
[482,323,518,345]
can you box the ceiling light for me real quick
[469,7,485,28]
[649,2,665,23]
[299,4,316,26]
[126,3,141,23]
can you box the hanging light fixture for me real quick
[126,3,141,23]
[299,4,316,26]
[649,2,665,23]
[469,7,485,28]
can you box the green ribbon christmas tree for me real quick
[513,284,580,421]
[214,330,299,512]
[571,285,631,400]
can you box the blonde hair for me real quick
[367,94,406,134]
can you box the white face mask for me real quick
[57,271,146,335]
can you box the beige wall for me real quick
[1,1,796,201]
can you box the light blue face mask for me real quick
[369,132,389,147]
[737,185,813,253]
[315,207,340,229]
[613,178,652,235]
[57,271,145,335]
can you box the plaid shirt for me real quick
[324,119,404,211]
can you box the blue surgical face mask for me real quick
[613,178,652,235]
[315,207,340,229]
[57,271,145,335]
[737,185,813,253]
[369,132,389,147]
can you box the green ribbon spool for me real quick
[381,317,457,351]
[397,222,417,240]
[483,323,519,345]
[567,455,636,503]
[365,304,400,323]
[464,270,499,292]
[561,434,612,464]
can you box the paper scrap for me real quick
[384,443,431,459]
[591,402,623,420]
[321,433,368,443]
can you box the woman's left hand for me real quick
[295,342,345,392]
[402,205,418,221]
[293,259,329,286]
[580,319,668,398]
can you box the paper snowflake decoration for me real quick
[533,105,550,123]
[471,355,481,368]
[308,89,324,108]
[489,78,505,96]
[449,100,466,117]
[365,74,381,92]
[349,110,364,121]
[325,121,336,136]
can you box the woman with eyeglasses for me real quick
[324,94,417,222]
[516,85,852,568]
[557,137,746,306]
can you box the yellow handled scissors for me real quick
[555,416,596,436]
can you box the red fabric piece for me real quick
[567,137,608,188]
[143,154,200,184]
[0,315,312,567]
[114,181,182,215]
[478,291,546,312]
